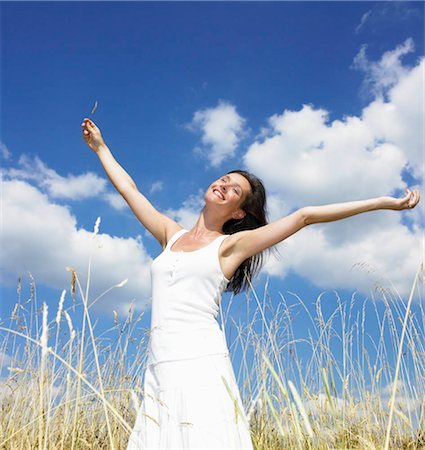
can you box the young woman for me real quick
[81,118,420,449]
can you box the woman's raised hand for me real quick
[81,118,106,153]
[383,188,421,211]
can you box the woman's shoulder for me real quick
[161,223,186,251]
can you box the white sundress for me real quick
[126,228,254,450]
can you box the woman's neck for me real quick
[189,207,225,238]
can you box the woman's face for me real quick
[206,172,251,214]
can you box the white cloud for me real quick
[354,3,421,35]
[362,58,424,179]
[164,189,205,230]
[0,376,15,402]
[0,351,13,371]
[103,191,128,211]
[305,385,421,427]
[187,100,247,167]
[381,380,423,415]
[266,194,292,221]
[352,38,415,99]
[305,393,345,416]
[6,154,107,200]
[263,213,422,299]
[149,180,163,194]
[0,375,64,403]
[244,104,407,207]
[0,142,12,160]
[355,10,371,34]
[4,153,136,212]
[1,179,153,315]
[243,43,423,300]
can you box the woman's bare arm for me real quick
[303,190,420,225]
[227,189,420,261]
[81,118,179,247]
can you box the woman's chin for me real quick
[205,191,219,202]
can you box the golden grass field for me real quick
[0,227,424,449]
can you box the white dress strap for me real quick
[209,234,231,258]
[214,234,230,248]
[165,228,188,251]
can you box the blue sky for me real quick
[1,1,424,400]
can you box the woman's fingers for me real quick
[81,122,90,133]
[81,119,93,139]
[81,117,104,153]
[82,118,94,127]
[84,117,96,128]
[407,190,413,207]
[83,119,100,136]
[406,188,420,209]
[413,189,420,206]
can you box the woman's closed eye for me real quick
[221,178,240,195]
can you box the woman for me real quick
[81,118,420,449]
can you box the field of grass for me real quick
[0,228,424,449]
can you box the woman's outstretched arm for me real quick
[82,118,136,192]
[227,189,420,261]
[303,190,420,225]
[81,118,180,247]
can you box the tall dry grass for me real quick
[0,219,424,449]
[236,263,424,450]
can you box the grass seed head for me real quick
[93,216,101,237]
[55,289,66,325]
[64,310,74,339]
[41,302,48,358]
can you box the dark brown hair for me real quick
[222,169,271,295]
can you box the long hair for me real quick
[222,169,271,295]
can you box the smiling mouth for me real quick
[213,189,225,200]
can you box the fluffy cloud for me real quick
[352,38,415,99]
[0,351,13,372]
[355,3,421,35]
[149,180,164,194]
[244,104,407,207]
[164,189,205,230]
[1,179,153,315]
[266,193,293,221]
[362,57,424,179]
[0,375,64,404]
[0,142,11,160]
[305,382,421,425]
[103,191,128,211]
[187,100,247,167]
[305,393,345,416]
[355,10,372,35]
[381,380,422,415]
[242,41,423,300]
[262,213,422,299]
[6,154,107,200]
[4,154,133,211]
